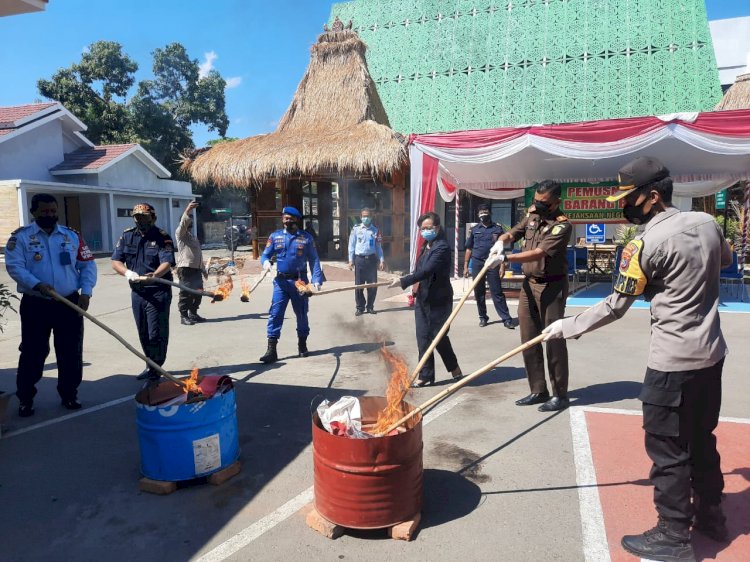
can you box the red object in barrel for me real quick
[312,396,423,529]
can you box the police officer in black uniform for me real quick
[463,203,515,329]
[111,203,175,381]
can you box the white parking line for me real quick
[196,395,468,562]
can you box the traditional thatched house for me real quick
[184,18,408,264]
[716,73,750,111]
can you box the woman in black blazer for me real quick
[390,212,463,387]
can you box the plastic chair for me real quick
[720,252,744,301]
[574,246,590,288]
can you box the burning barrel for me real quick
[312,396,423,529]
[135,378,240,481]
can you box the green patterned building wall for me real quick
[329,0,723,134]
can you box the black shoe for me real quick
[355,310,364,316]
[694,503,729,542]
[260,338,278,364]
[479,318,488,327]
[181,315,195,326]
[61,399,82,411]
[366,308,376,314]
[515,391,550,406]
[298,336,309,358]
[18,402,34,418]
[503,318,518,329]
[451,367,463,381]
[188,312,206,323]
[412,379,434,388]
[538,396,570,412]
[136,369,152,380]
[621,520,695,562]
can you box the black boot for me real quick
[621,520,695,562]
[694,500,728,542]
[188,311,206,323]
[298,336,309,358]
[260,338,278,364]
[180,314,195,326]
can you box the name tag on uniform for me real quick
[60,251,71,265]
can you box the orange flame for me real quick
[372,347,412,435]
[240,279,251,302]
[183,367,203,394]
[295,280,313,295]
[213,275,233,301]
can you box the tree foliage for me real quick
[38,41,229,174]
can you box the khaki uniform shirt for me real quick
[560,207,730,372]
[175,213,203,269]
[508,211,573,278]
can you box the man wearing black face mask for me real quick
[5,193,97,416]
[112,203,176,382]
[543,157,733,561]
[463,203,515,328]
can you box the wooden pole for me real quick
[247,268,270,294]
[307,281,392,296]
[48,290,185,386]
[377,334,546,436]
[405,259,493,388]
[138,277,218,299]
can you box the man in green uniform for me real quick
[488,179,572,412]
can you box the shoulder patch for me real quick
[556,215,568,222]
[124,226,137,232]
[11,226,25,235]
[6,236,17,251]
[551,224,568,235]
[614,240,647,296]
[158,229,169,236]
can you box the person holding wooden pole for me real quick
[388,212,462,387]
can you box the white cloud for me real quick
[198,51,218,78]
[225,76,243,89]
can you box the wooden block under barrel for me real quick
[305,505,344,539]
[138,477,177,495]
[388,512,421,541]
[208,460,241,486]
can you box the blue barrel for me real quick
[135,389,240,481]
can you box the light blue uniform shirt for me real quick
[348,223,384,262]
[5,221,97,297]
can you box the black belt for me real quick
[355,254,377,259]
[527,274,565,284]
[276,272,304,280]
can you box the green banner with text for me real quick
[525,182,625,223]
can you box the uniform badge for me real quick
[551,225,564,236]
[34,252,42,261]
[614,240,647,296]
[30,234,38,243]
[6,236,16,251]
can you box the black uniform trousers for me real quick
[176,267,203,315]
[472,257,512,322]
[131,287,171,374]
[354,254,378,311]
[16,293,83,404]
[641,359,724,526]
[415,298,459,382]
[518,277,569,396]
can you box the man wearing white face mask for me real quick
[348,207,385,315]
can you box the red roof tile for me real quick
[0,103,57,129]
[50,144,138,172]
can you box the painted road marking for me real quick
[196,395,468,562]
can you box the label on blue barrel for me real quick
[193,433,221,474]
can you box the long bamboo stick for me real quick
[48,290,185,386]
[247,268,270,294]
[308,281,392,296]
[377,334,546,436]
[137,276,218,299]
[405,259,493,388]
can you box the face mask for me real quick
[135,217,153,232]
[479,214,491,224]
[623,199,655,225]
[284,220,298,231]
[420,228,438,242]
[361,217,372,226]
[36,216,58,229]
[533,199,553,217]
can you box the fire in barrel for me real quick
[311,348,423,529]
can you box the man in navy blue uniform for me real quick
[259,207,323,364]
[463,203,516,329]
[5,193,97,416]
[111,203,176,382]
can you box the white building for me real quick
[710,16,750,89]
[0,102,195,252]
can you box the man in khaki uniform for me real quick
[543,157,732,562]
[175,201,207,325]
[489,179,572,412]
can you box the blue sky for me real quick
[1,0,747,148]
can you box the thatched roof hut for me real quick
[715,73,750,111]
[184,22,406,187]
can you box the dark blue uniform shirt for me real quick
[261,229,323,284]
[111,226,176,283]
[465,222,505,261]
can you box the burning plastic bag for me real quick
[316,396,372,439]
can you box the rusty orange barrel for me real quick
[312,396,423,529]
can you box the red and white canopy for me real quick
[408,109,750,268]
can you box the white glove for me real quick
[488,240,505,257]
[262,261,272,272]
[388,278,401,289]
[313,283,322,291]
[124,270,140,282]
[542,319,565,341]
[486,253,506,268]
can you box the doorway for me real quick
[64,196,81,232]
